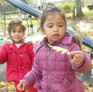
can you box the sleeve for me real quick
[29,44,35,67]
[69,42,91,73]
[21,54,41,87]
[0,45,8,64]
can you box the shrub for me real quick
[57,3,74,12]
[87,4,93,10]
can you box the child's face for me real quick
[41,13,66,43]
[10,25,25,44]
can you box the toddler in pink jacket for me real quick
[17,4,91,92]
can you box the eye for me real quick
[12,30,16,33]
[59,24,63,27]
[48,25,53,28]
[19,30,23,33]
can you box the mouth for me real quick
[53,34,59,38]
[15,37,20,39]
[14,37,20,40]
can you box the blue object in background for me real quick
[6,0,42,18]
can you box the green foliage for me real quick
[0,4,3,9]
[87,4,93,10]
[83,10,93,18]
[9,89,15,92]
[56,3,63,10]
[57,3,74,12]
[0,2,18,14]
[4,3,18,13]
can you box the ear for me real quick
[40,27,45,34]
[8,32,11,36]
[23,31,25,36]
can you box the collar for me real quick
[34,35,74,54]
[3,36,33,45]
[40,35,74,46]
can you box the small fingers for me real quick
[67,51,84,65]
[67,51,83,57]
[17,82,25,91]
[22,84,25,90]
[17,84,21,90]
[73,54,83,60]
[72,59,82,65]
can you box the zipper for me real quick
[47,47,51,92]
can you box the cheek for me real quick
[44,30,52,36]
[59,30,66,37]
[60,29,65,34]
[10,33,13,38]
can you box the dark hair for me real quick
[40,3,66,28]
[8,18,26,33]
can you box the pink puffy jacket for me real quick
[22,35,91,92]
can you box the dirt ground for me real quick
[67,19,93,34]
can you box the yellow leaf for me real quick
[7,85,13,88]
[61,50,68,54]
[0,82,6,86]
[47,43,68,54]
[52,46,64,51]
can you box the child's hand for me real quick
[67,51,84,65]
[17,81,26,91]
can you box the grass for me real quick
[9,89,15,92]
[0,19,39,28]
[65,9,93,18]
[83,10,93,18]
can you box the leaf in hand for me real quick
[47,43,68,54]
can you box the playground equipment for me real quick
[0,0,6,36]
[6,0,42,17]
[19,0,28,19]
[6,0,42,34]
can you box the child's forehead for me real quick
[12,24,22,29]
[12,24,21,28]
[45,13,64,20]
[46,12,62,17]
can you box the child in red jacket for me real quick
[0,18,37,92]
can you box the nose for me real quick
[54,26,58,32]
[15,32,19,35]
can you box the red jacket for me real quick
[0,37,35,82]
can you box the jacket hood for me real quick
[3,36,33,44]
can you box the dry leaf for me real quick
[47,43,68,54]
[47,43,75,69]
